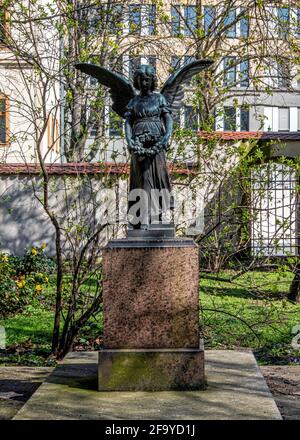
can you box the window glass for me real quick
[277,62,290,88]
[239,7,249,37]
[0,98,6,144]
[171,5,181,36]
[109,108,123,137]
[278,108,289,131]
[240,59,249,87]
[224,107,236,131]
[240,108,249,131]
[224,57,236,86]
[184,105,198,130]
[278,7,289,39]
[224,8,236,37]
[204,6,215,35]
[108,3,123,34]
[129,56,141,80]
[129,4,141,35]
[184,5,197,37]
[148,4,156,35]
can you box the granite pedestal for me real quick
[99,228,204,391]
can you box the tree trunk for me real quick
[288,264,300,303]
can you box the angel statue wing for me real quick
[75,63,136,118]
[160,59,213,114]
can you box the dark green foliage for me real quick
[0,246,55,318]
[12,245,56,276]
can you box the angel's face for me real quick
[137,73,152,94]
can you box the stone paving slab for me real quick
[13,350,282,420]
[0,367,53,420]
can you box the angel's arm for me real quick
[125,117,133,152]
[162,113,173,149]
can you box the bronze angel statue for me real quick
[76,59,213,228]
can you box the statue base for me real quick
[127,222,175,238]
[98,346,205,391]
[99,235,205,391]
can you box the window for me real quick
[184,106,198,131]
[277,62,290,88]
[148,4,156,35]
[278,7,289,39]
[0,97,8,144]
[219,106,249,131]
[173,108,181,127]
[204,6,216,35]
[240,59,249,87]
[224,57,236,86]
[278,108,289,131]
[170,55,196,72]
[0,8,8,43]
[140,4,156,36]
[94,3,123,34]
[109,108,123,137]
[128,56,141,80]
[251,163,297,256]
[171,5,181,36]
[224,107,236,131]
[240,8,249,37]
[110,55,123,75]
[88,5,105,33]
[240,108,249,131]
[129,4,141,35]
[184,5,197,37]
[224,8,236,38]
[265,59,290,88]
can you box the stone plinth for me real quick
[99,237,204,391]
[102,238,199,349]
[98,348,205,391]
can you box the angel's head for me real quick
[133,64,157,94]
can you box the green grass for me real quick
[200,270,300,364]
[0,270,299,365]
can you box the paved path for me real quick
[0,356,298,420]
[13,351,282,420]
[0,367,52,420]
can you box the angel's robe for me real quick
[126,93,174,226]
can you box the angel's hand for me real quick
[161,135,170,150]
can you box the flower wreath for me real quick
[130,134,165,157]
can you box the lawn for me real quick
[200,271,300,363]
[0,270,299,366]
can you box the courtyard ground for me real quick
[0,363,299,420]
